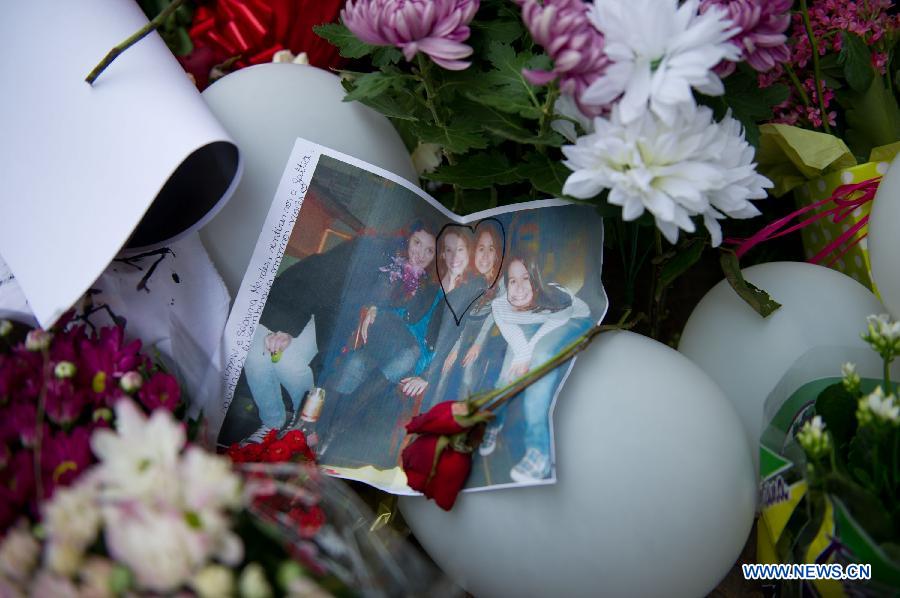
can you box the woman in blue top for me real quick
[316,220,444,468]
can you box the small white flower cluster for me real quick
[862,313,900,361]
[857,386,900,428]
[41,400,245,594]
[796,415,831,460]
[561,0,770,245]
[841,362,861,394]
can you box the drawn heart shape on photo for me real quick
[435,218,506,326]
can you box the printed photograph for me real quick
[219,153,607,492]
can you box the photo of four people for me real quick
[219,154,607,491]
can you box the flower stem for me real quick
[468,311,636,414]
[416,54,462,211]
[884,356,892,392]
[34,349,50,502]
[85,0,188,84]
[784,64,812,107]
[536,84,560,153]
[798,0,832,134]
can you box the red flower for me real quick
[180,0,348,89]
[289,504,325,539]
[137,372,181,412]
[405,401,469,436]
[264,437,293,462]
[401,434,473,511]
[282,430,315,462]
[40,428,93,498]
[45,379,88,426]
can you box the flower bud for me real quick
[119,371,143,394]
[25,329,52,351]
[841,362,860,394]
[54,361,76,379]
[238,563,272,598]
[192,565,234,598]
[796,415,831,460]
[92,407,113,423]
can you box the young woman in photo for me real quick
[396,226,476,403]
[483,255,592,483]
[432,223,506,406]
[298,219,444,467]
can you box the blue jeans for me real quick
[332,343,419,394]
[492,317,593,457]
[245,320,318,429]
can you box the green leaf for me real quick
[815,383,858,456]
[721,68,790,147]
[342,71,409,102]
[469,105,564,146]
[655,238,706,302]
[341,78,420,121]
[719,250,782,317]
[839,31,875,93]
[844,77,900,159]
[313,23,375,59]
[372,47,403,68]
[471,19,525,45]
[824,477,893,542]
[517,152,571,198]
[414,119,489,154]
[422,152,523,189]
[464,41,547,119]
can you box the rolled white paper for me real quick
[0,0,240,328]
[199,63,417,298]
[401,331,756,598]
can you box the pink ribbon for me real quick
[725,177,882,267]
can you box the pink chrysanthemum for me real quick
[341,0,480,70]
[702,0,791,75]
[519,0,609,115]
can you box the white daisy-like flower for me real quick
[582,0,739,125]
[561,104,770,245]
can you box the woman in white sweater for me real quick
[482,255,592,483]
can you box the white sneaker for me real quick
[243,425,275,446]
[479,424,503,456]
[509,448,551,482]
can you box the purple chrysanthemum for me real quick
[702,0,791,75]
[342,0,480,70]
[520,0,609,115]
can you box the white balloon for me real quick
[198,63,417,297]
[679,261,885,464]
[869,153,900,319]
[400,331,755,598]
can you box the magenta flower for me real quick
[701,0,791,75]
[45,379,88,427]
[0,451,36,526]
[79,326,143,404]
[342,0,480,70]
[137,372,181,412]
[520,0,609,115]
[40,428,93,497]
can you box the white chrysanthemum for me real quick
[582,0,739,124]
[562,104,770,245]
[90,399,185,503]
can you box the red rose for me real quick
[264,438,292,462]
[401,434,473,511]
[405,401,469,435]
